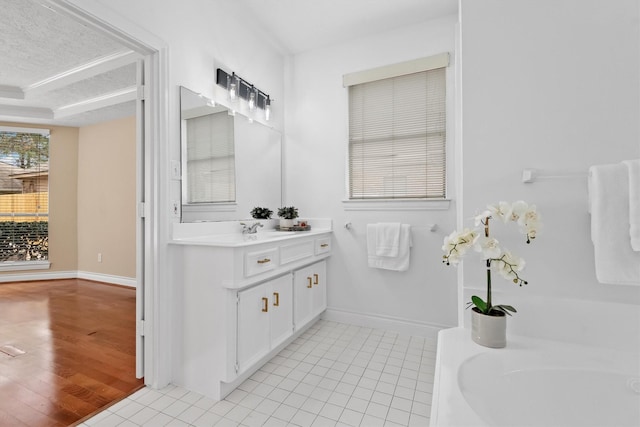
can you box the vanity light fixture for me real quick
[216,68,272,120]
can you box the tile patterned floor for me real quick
[80,320,437,427]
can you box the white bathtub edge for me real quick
[429,327,487,427]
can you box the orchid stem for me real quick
[485,217,492,311]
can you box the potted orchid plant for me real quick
[442,200,541,347]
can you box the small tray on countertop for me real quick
[275,224,311,232]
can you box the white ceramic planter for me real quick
[471,307,506,348]
[279,219,294,229]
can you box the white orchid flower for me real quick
[474,236,502,259]
[495,251,526,283]
[442,228,479,265]
[473,209,493,226]
[488,201,513,223]
[510,200,529,223]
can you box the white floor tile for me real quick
[162,399,191,417]
[140,411,173,426]
[176,405,206,423]
[272,403,297,422]
[338,408,364,426]
[81,320,438,427]
[360,414,385,427]
[291,409,317,426]
[254,398,281,416]
[192,410,221,427]
[130,406,164,425]
[387,407,411,426]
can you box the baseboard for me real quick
[77,271,136,288]
[322,308,450,340]
[0,270,136,288]
[0,270,77,283]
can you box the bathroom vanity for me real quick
[170,219,332,400]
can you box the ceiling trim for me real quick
[54,85,137,119]
[0,85,24,100]
[0,105,53,120]
[24,50,139,97]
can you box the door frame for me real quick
[49,0,171,388]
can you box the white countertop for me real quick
[170,218,333,247]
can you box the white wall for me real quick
[285,15,460,335]
[460,0,640,350]
[72,0,288,386]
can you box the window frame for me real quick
[342,53,453,211]
[0,126,50,271]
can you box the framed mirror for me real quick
[180,86,282,222]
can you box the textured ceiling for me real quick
[1,0,458,127]
[0,0,139,127]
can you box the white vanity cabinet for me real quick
[294,261,327,330]
[171,224,332,401]
[237,273,293,374]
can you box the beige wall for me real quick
[77,116,136,278]
[0,121,79,274]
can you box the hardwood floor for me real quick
[0,279,143,426]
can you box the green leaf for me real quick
[492,304,517,316]
[470,295,487,313]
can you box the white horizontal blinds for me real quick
[349,67,446,199]
[0,128,49,262]
[186,111,236,203]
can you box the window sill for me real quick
[342,199,451,211]
[182,202,237,213]
[0,260,50,271]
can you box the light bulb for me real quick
[264,97,271,121]
[228,73,238,101]
[248,88,256,111]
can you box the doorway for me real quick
[0,0,165,398]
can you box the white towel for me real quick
[623,159,640,251]
[367,224,412,271]
[588,163,640,285]
[375,222,401,257]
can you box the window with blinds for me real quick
[0,127,49,263]
[186,111,236,203]
[348,66,446,200]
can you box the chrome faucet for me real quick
[240,222,263,234]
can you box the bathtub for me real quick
[430,327,640,426]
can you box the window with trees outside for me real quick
[0,126,49,266]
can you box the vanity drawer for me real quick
[280,240,314,265]
[315,237,331,255]
[245,248,279,277]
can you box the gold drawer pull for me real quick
[262,297,268,312]
[320,243,329,248]
[257,258,271,264]
[273,292,279,306]
[313,273,319,285]
[307,277,312,288]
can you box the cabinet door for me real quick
[311,260,327,318]
[293,264,315,330]
[237,283,270,372]
[269,274,293,348]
